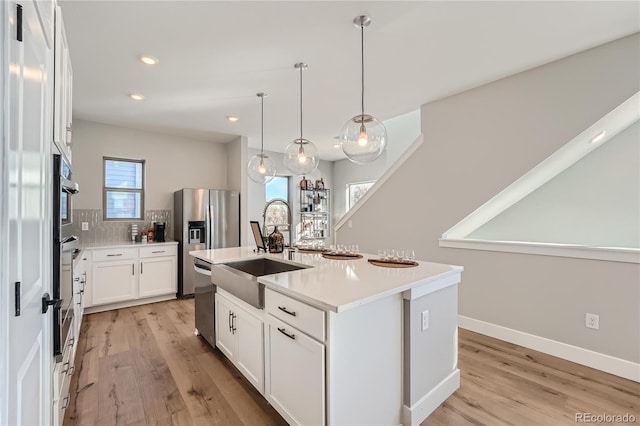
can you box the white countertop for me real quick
[190,247,463,312]
[81,240,178,250]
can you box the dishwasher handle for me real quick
[194,258,212,276]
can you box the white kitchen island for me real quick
[190,247,463,426]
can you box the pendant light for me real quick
[283,62,319,175]
[247,93,277,184]
[340,15,387,164]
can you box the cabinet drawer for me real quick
[139,244,177,258]
[265,288,325,342]
[91,247,137,262]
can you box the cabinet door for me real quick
[215,294,237,360]
[53,5,72,162]
[236,308,264,393]
[266,318,325,426]
[139,256,176,298]
[91,260,136,305]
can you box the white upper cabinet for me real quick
[53,5,72,163]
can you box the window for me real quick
[347,181,375,209]
[266,176,289,202]
[264,176,290,239]
[103,157,145,220]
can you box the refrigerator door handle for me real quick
[205,202,210,250]
[209,204,215,249]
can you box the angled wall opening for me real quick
[441,92,640,263]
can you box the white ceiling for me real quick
[60,1,640,161]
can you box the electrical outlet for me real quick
[81,222,89,231]
[586,313,599,330]
[348,220,353,228]
[421,310,429,331]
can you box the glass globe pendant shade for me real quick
[247,153,276,184]
[340,114,387,164]
[284,138,319,175]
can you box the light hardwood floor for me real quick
[64,299,639,425]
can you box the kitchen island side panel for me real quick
[327,294,403,425]
[404,283,459,407]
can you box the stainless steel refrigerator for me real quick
[174,188,240,297]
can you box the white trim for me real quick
[402,369,460,426]
[439,238,639,264]
[335,134,424,232]
[83,294,177,314]
[458,315,640,383]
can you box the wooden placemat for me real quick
[296,247,330,254]
[321,253,363,260]
[368,259,419,268]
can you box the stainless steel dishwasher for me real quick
[193,257,215,347]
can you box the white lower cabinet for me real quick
[87,244,177,309]
[215,291,264,393]
[139,256,176,298]
[92,258,137,305]
[266,316,325,426]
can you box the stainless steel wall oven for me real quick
[52,153,79,360]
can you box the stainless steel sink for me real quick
[211,258,309,308]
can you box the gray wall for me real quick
[72,119,230,230]
[337,33,640,362]
[332,110,420,221]
[469,120,640,248]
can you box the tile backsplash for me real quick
[72,209,172,245]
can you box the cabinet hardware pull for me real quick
[68,337,75,347]
[278,306,297,317]
[228,311,233,332]
[141,262,143,274]
[61,396,70,410]
[74,277,79,282]
[232,313,237,334]
[61,362,70,374]
[107,254,122,257]
[68,365,75,375]
[132,263,134,275]
[277,327,295,340]
[152,250,165,253]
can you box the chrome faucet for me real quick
[262,198,293,247]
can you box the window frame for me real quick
[102,156,146,221]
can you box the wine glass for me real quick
[407,249,416,261]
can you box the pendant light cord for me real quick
[361,23,365,119]
[299,65,303,141]
[260,95,264,155]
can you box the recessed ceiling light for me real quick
[333,143,341,148]
[227,116,239,122]
[589,130,606,144]
[138,55,159,65]
[128,93,145,101]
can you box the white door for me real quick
[3,1,53,424]
[139,257,175,298]
[236,308,264,392]
[91,260,137,305]
[215,294,238,360]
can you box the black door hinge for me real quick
[16,4,23,42]
[15,282,21,316]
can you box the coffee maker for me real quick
[154,222,166,242]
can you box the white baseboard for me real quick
[84,294,177,314]
[458,315,640,382]
[402,369,460,426]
